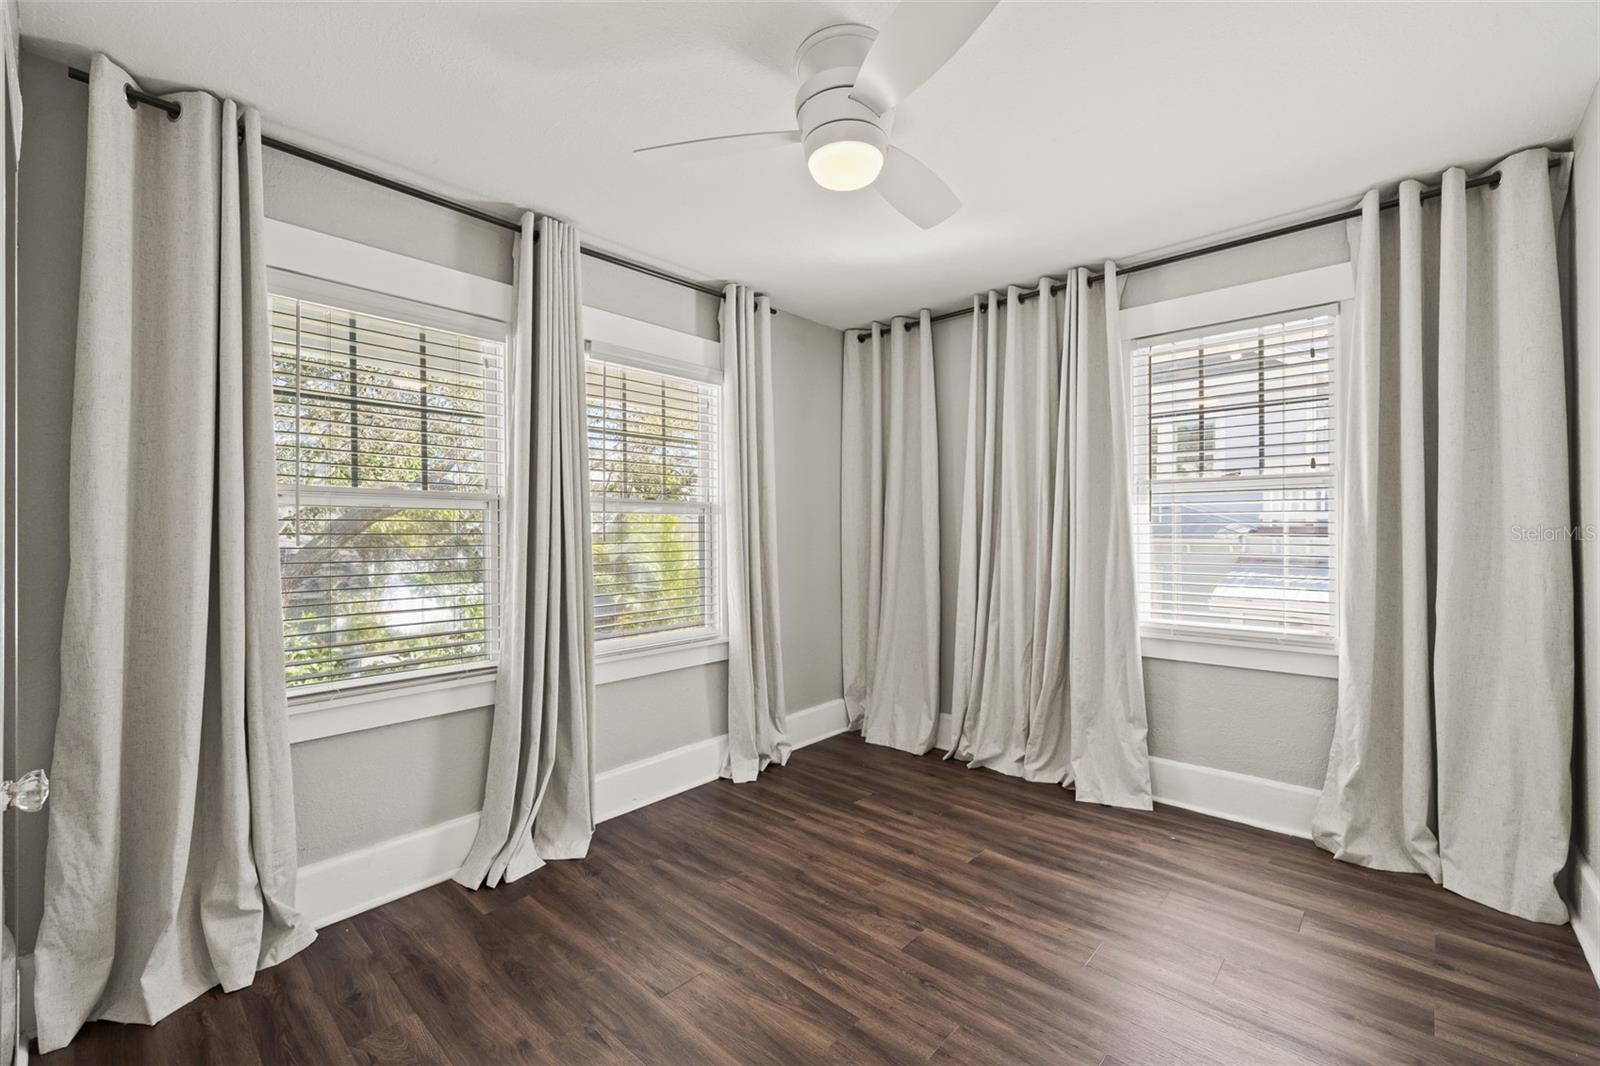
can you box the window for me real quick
[1129,308,1336,651]
[273,294,505,689]
[586,350,720,649]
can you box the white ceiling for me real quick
[21,1,1600,328]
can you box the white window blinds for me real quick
[272,295,505,687]
[586,355,720,645]
[1129,309,1337,647]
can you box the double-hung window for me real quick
[585,345,721,651]
[1128,308,1337,655]
[272,294,506,689]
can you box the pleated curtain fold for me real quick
[842,314,941,754]
[456,215,596,888]
[1313,148,1575,923]
[33,55,315,1052]
[721,285,791,781]
[949,269,1152,807]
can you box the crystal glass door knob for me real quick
[1,768,48,813]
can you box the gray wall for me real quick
[12,52,843,944]
[931,225,1349,790]
[1573,79,1599,866]
[770,308,847,715]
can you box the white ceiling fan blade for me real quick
[634,130,800,160]
[849,1,998,116]
[874,145,961,229]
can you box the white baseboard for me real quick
[593,696,848,822]
[593,734,728,824]
[295,697,849,928]
[936,712,1317,839]
[297,810,483,928]
[1148,756,1318,840]
[1569,849,1600,991]
[785,696,853,747]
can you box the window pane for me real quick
[1141,317,1332,481]
[274,294,504,688]
[586,361,715,504]
[280,504,493,684]
[1142,485,1333,640]
[592,510,711,638]
[586,357,718,643]
[273,298,504,494]
[1131,312,1337,645]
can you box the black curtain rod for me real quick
[855,164,1545,338]
[74,65,1550,337]
[67,66,738,305]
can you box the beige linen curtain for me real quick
[721,285,790,780]
[33,56,314,1052]
[1,0,16,163]
[842,314,941,754]
[949,269,1151,808]
[1313,148,1574,923]
[457,215,595,888]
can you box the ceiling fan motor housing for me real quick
[794,24,889,162]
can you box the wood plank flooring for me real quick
[42,734,1600,1064]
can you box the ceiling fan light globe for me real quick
[803,119,888,192]
[808,139,885,191]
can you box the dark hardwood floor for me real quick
[42,734,1600,1064]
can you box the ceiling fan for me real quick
[634,1,998,229]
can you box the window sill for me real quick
[1141,635,1337,679]
[284,637,733,742]
[287,668,497,744]
[594,639,729,685]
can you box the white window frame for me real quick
[1121,264,1353,679]
[266,220,514,741]
[583,306,729,684]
